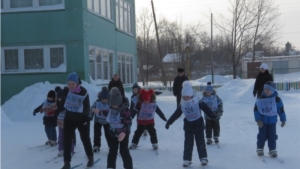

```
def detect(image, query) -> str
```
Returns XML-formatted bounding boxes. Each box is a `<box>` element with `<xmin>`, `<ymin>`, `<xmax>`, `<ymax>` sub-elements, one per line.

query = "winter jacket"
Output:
<box><xmin>253</xmin><ymin>70</ymin><xmax>273</xmax><ymax>97</ymax></box>
<box><xmin>108</xmin><ymin>78</ymin><xmax>125</xmax><ymax>97</ymax></box>
<box><xmin>89</xmin><ymin>99</ymin><xmax>110</xmax><ymax>124</ymax></box>
<box><xmin>131</xmin><ymin>92</ymin><xmax>167</xmax><ymax>125</ymax></box>
<box><xmin>200</xmin><ymin>91</ymin><xmax>223</xmax><ymax>119</ymax></box>
<box><xmin>106</xmin><ymin>97</ymin><xmax>132</xmax><ymax>137</ymax></box>
<box><xmin>254</xmin><ymin>91</ymin><xmax>286</xmax><ymax>124</ymax></box>
<box><xmin>129</xmin><ymin>93</ymin><xmax>138</xmax><ymax>118</ymax></box>
<box><xmin>173</xmin><ymin>75</ymin><xmax>189</xmax><ymax>96</ymax></box>
<box><xmin>33</xmin><ymin>99</ymin><xmax>57</xmax><ymax>126</ymax></box>
<box><xmin>55</xmin><ymin>86</ymin><xmax>90</xmax><ymax>124</ymax></box>
<box><xmin>166</xmin><ymin>99</ymin><xmax>216</xmax><ymax>131</ymax></box>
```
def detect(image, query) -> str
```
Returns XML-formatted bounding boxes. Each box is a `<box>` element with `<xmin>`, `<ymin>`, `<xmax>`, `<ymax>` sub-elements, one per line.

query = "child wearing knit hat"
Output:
<box><xmin>200</xmin><ymin>82</ymin><xmax>223</xmax><ymax>145</ymax></box>
<box><xmin>106</xmin><ymin>87</ymin><xmax>133</xmax><ymax>169</ymax></box>
<box><xmin>254</xmin><ymin>81</ymin><xmax>286</xmax><ymax>158</ymax></box>
<box><xmin>129</xmin><ymin>89</ymin><xmax>167</xmax><ymax>151</ymax></box>
<box><xmin>89</xmin><ymin>86</ymin><xmax>111</xmax><ymax>153</ymax></box>
<box><xmin>166</xmin><ymin>81</ymin><xmax>217</xmax><ymax>167</ymax></box>
<box><xmin>32</xmin><ymin>90</ymin><xmax>58</xmax><ymax>146</ymax></box>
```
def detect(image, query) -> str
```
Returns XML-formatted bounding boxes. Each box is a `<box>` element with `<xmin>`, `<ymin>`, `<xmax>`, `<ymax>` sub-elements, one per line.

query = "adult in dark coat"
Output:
<box><xmin>253</xmin><ymin>63</ymin><xmax>273</xmax><ymax>98</ymax></box>
<box><xmin>108</xmin><ymin>74</ymin><xmax>125</xmax><ymax>97</ymax></box>
<box><xmin>173</xmin><ymin>68</ymin><xmax>189</xmax><ymax>106</ymax></box>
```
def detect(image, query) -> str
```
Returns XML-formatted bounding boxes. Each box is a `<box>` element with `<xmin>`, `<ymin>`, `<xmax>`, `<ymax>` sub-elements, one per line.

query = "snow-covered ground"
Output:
<box><xmin>1</xmin><ymin>76</ymin><xmax>300</xmax><ymax>169</ymax></box>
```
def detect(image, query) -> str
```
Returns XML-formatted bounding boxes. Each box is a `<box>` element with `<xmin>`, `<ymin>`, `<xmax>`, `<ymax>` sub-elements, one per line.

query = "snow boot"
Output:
<box><xmin>206</xmin><ymin>139</ymin><xmax>212</xmax><ymax>145</ymax></box>
<box><xmin>257</xmin><ymin>148</ymin><xmax>264</xmax><ymax>156</ymax></box>
<box><xmin>214</xmin><ymin>137</ymin><xmax>219</xmax><ymax>143</ymax></box>
<box><xmin>182</xmin><ymin>160</ymin><xmax>192</xmax><ymax>167</ymax></box>
<box><xmin>200</xmin><ymin>158</ymin><xmax>208</xmax><ymax>166</ymax></box>
<box><xmin>50</xmin><ymin>141</ymin><xmax>57</xmax><ymax>146</ymax></box>
<box><xmin>269</xmin><ymin>149</ymin><xmax>277</xmax><ymax>158</ymax></box>
<box><xmin>93</xmin><ymin>146</ymin><xmax>100</xmax><ymax>153</ymax></box>
<box><xmin>129</xmin><ymin>143</ymin><xmax>137</xmax><ymax>150</ymax></box>
<box><xmin>61</xmin><ymin>161</ymin><xmax>71</xmax><ymax>169</ymax></box>
<box><xmin>57</xmin><ymin>150</ymin><xmax>64</xmax><ymax>156</ymax></box>
<box><xmin>45</xmin><ymin>140</ymin><xmax>51</xmax><ymax>145</ymax></box>
<box><xmin>152</xmin><ymin>143</ymin><xmax>158</xmax><ymax>150</ymax></box>
<box><xmin>143</xmin><ymin>130</ymin><xmax>148</xmax><ymax>136</ymax></box>
<box><xmin>87</xmin><ymin>156</ymin><xmax>94</xmax><ymax>167</ymax></box>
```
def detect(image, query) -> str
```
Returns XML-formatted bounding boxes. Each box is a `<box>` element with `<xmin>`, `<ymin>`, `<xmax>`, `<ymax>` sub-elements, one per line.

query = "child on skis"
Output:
<box><xmin>200</xmin><ymin>82</ymin><xmax>223</xmax><ymax>145</ymax></box>
<box><xmin>33</xmin><ymin>90</ymin><xmax>58</xmax><ymax>146</ymax></box>
<box><xmin>129</xmin><ymin>88</ymin><xmax>167</xmax><ymax>150</ymax></box>
<box><xmin>254</xmin><ymin>81</ymin><xmax>286</xmax><ymax>158</ymax></box>
<box><xmin>166</xmin><ymin>81</ymin><xmax>217</xmax><ymax>167</ymax></box>
<box><xmin>130</xmin><ymin>83</ymin><xmax>148</xmax><ymax>137</ymax></box>
<box><xmin>106</xmin><ymin>87</ymin><xmax>133</xmax><ymax>169</ymax></box>
<box><xmin>89</xmin><ymin>86</ymin><xmax>111</xmax><ymax>152</ymax></box>
<box><xmin>56</xmin><ymin>86</ymin><xmax>75</xmax><ymax>157</ymax></box>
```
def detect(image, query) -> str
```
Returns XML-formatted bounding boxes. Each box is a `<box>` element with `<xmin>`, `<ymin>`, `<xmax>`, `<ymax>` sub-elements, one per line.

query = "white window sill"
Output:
<box><xmin>116</xmin><ymin>28</ymin><xmax>134</xmax><ymax>37</ymax></box>
<box><xmin>1</xmin><ymin>5</ymin><xmax>65</xmax><ymax>13</ymax></box>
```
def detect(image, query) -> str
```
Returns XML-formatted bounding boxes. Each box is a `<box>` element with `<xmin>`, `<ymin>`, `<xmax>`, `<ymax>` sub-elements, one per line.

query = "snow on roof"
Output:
<box><xmin>162</xmin><ymin>53</ymin><xmax>181</xmax><ymax>63</ymax></box>
<box><xmin>242</xmin><ymin>55</ymin><xmax>300</xmax><ymax>60</ymax></box>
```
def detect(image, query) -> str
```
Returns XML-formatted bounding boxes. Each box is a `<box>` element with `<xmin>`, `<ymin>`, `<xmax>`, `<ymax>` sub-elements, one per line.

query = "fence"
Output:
<box><xmin>143</xmin><ymin>81</ymin><xmax>300</xmax><ymax>92</ymax></box>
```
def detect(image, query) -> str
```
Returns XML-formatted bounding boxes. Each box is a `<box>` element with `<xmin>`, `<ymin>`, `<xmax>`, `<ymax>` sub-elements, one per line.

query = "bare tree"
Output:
<box><xmin>251</xmin><ymin>0</ymin><xmax>281</xmax><ymax>61</ymax></box>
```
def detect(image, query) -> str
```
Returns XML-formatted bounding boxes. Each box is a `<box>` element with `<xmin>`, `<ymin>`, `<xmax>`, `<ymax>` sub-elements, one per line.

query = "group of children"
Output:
<box><xmin>33</xmin><ymin>76</ymin><xmax>286</xmax><ymax>169</ymax></box>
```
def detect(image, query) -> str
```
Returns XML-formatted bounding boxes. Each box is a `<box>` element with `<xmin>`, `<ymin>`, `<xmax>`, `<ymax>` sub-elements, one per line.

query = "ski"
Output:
<box><xmin>46</xmin><ymin>156</ymin><xmax>60</xmax><ymax>163</ymax></box>
<box><xmin>216</xmin><ymin>143</ymin><xmax>220</xmax><ymax>148</ymax></box>
<box><xmin>154</xmin><ymin>149</ymin><xmax>158</xmax><ymax>155</ymax></box>
<box><xmin>28</xmin><ymin>145</ymin><xmax>47</xmax><ymax>149</ymax></box>
<box><xmin>70</xmin><ymin>163</ymin><xmax>83</xmax><ymax>169</ymax></box>
<box><xmin>182</xmin><ymin>161</ymin><xmax>193</xmax><ymax>168</ymax></box>
<box><xmin>260</xmin><ymin>156</ymin><xmax>266</xmax><ymax>162</ymax></box>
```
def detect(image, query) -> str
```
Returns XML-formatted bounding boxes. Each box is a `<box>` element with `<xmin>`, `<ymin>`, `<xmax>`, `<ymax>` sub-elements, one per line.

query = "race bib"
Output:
<box><xmin>64</xmin><ymin>92</ymin><xmax>86</xmax><ymax>113</ymax></box>
<box><xmin>131</xmin><ymin>96</ymin><xmax>138</xmax><ymax>106</ymax></box>
<box><xmin>138</xmin><ymin>103</ymin><xmax>156</xmax><ymax>120</ymax></box>
<box><xmin>107</xmin><ymin>109</ymin><xmax>124</xmax><ymax>129</ymax></box>
<box><xmin>202</xmin><ymin>95</ymin><xmax>218</xmax><ymax>111</ymax></box>
<box><xmin>95</xmin><ymin>102</ymin><xmax>110</xmax><ymax>120</ymax></box>
<box><xmin>57</xmin><ymin>110</ymin><xmax>66</xmax><ymax>120</ymax></box>
<box><xmin>181</xmin><ymin>97</ymin><xmax>201</xmax><ymax>121</ymax></box>
<box><xmin>256</xmin><ymin>97</ymin><xmax>277</xmax><ymax>116</ymax></box>
<box><xmin>42</xmin><ymin>101</ymin><xmax>56</xmax><ymax>116</ymax></box>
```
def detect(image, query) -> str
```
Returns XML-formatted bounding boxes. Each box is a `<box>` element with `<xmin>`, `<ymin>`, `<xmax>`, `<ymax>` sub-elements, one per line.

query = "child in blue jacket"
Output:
<box><xmin>254</xmin><ymin>81</ymin><xmax>286</xmax><ymax>158</ymax></box>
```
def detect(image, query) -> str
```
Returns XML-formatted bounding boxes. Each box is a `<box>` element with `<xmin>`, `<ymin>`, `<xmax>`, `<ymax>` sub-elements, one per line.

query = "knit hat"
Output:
<box><xmin>47</xmin><ymin>90</ymin><xmax>56</xmax><ymax>99</ymax></box>
<box><xmin>205</xmin><ymin>82</ymin><xmax>214</xmax><ymax>93</ymax></box>
<box><xmin>99</xmin><ymin>86</ymin><xmax>109</xmax><ymax>100</ymax></box>
<box><xmin>264</xmin><ymin>81</ymin><xmax>276</xmax><ymax>94</ymax></box>
<box><xmin>109</xmin><ymin>87</ymin><xmax>123</xmax><ymax>106</ymax></box>
<box><xmin>260</xmin><ymin>63</ymin><xmax>268</xmax><ymax>70</ymax></box>
<box><xmin>181</xmin><ymin>81</ymin><xmax>193</xmax><ymax>96</ymax></box>
<box><xmin>67</xmin><ymin>72</ymin><xmax>79</xmax><ymax>83</ymax></box>
<box><xmin>140</xmin><ymin>89</ymin><xmax>154</xmax><ymax>102</ymax></box>
<box><xmin>55</xmin><ymin>86</ymin><xmax>61</xmax><ymax>93</ymax></box>
<box><xmin>177</xmin><ymin>67</ymin><xmax>184</xmax><ymax>73</ymax></box>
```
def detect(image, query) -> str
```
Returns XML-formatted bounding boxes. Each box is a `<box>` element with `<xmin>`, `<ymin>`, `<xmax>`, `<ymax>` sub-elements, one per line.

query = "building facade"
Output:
<box><xmin>1</xmin><ymin>0</ymin><xmax>137</xmax><ymax>104</ymax></box>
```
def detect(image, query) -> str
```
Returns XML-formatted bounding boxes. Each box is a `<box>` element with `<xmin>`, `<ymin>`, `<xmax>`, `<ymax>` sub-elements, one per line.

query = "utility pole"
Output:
<box><xmin>151</xmin><ymin>0</ymin><xmax>166</xmax><ymax>85</ymax></box>
<box><xmin>185</xmin><ymin>35</ymin><xmax>190</xmax><ymax>79</ymax></box>
<box><xmin>211</xmin><ymin>13</ymin><xmax>214</xmax><ymax>84</ymax></box>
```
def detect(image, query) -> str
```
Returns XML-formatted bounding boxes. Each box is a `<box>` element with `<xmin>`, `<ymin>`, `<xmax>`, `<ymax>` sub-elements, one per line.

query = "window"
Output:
<box><xmin>1</xmin><ymin>45</ymin><xmax>66</xmax><ymax>73</ymax></box>
<box><xmin>87</xmin><ymin>0</ymin><xmax>112</xmax><ymax>20</ymax></box>
<box><xmin>1</xmin><ymin>0</ymin><xmax>64</xmax><ymax>12</ymax></box>
<box><xmin>115</xmin><ymin>0</ymin><xmax>132</xmax><ymax>34</ymax></box>
<box><xmin>89</xmin><ymin>46</ymin><xmax>114</xmax><ymax>82</ymax></box>
<box><xmin>117</xmin><ymin>52</ymin><xmax>134</xmax><ymax>84</ymax></box>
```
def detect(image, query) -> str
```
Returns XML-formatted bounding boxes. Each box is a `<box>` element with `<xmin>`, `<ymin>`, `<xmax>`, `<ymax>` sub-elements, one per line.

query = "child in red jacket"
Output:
<box><xmin>129</xmin><ymin>89</ymin><xmax>167</xmax><ymax>150</ymax></box>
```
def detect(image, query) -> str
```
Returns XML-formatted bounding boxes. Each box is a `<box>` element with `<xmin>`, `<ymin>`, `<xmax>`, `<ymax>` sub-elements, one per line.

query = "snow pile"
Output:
<box><xmin>1</xmin><ymin>106</ymin><xmax>12</xmax><ymax>126</ymax></box>
<box><xmin>194</xmin><ymin>75</ymin><xmax>232</xmax><ymax>84</ymax></box>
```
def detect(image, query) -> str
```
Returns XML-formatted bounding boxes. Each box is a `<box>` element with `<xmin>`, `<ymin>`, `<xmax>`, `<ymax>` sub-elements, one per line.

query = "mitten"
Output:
<box><xmin>256</xmin><ymin>120</ymin><xmax>263</xmax><ymax>128</ymax></box>
<box><xmin>281</xmin><ymin>121</ymin><xmax>286</xmax><ymax>127</ymax></box>
<box><xmin>253</xmin><ymin>92</ymin><xmax>256</xmax><ymax>98</ymax></box>
<box><xmin>118</xmin><ymin>132</ymin><xmax>126</xmax><ymax>142</ymax></box>
<box><xmin>33</xmin><ymin>112</ymin><xmax>36</xmax><ymax>116</ymax></box>
<box><xmin>165</xmin><ymin>124</ymin><xmax>170</xmax><ymax>129</ymax></box>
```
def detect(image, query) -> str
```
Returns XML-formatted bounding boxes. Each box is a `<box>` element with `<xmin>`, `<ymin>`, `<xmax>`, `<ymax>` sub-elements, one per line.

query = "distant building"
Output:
<box><xmin>1</xmin><ymin>0</ymin><xmax>137</xmax><ymax>104</ymax></box>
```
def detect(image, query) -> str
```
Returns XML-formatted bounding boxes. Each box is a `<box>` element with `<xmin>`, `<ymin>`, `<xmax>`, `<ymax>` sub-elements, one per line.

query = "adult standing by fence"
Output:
<box><xmin>108</xmin><ymin>74</ymin><xmax>125</xmax><ymax>97</ymax></box>
<box><xmin>57</xmin><ymin>72</ymin><xmax>94</xmax><ymax>169</ymax></box>
<box><xmin>173</xmin><ymin>67</ymin><xmax>189</xmax><ymax>106</ymax></box>
<box><xmin>253</xmin><ymin>63</ymin><xmax>273</xmax><ymax>98</ymax></box>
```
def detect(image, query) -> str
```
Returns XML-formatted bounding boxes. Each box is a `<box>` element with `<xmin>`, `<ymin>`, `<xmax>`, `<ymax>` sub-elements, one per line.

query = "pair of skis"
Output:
<box><xmin>70</xmin><ymin>158</ymin><xmax>101</xmax><ymax>169</ymax></box>
<box><xmin>260</xmin><ymin>156</ymin><xmax>284</xmax><ymax>163</ymax></box>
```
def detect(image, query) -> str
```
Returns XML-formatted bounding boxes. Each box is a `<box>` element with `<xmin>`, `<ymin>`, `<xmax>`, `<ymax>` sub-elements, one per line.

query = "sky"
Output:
<box><xmin>135</xmin><ymin>0</ymin><xmax>300</xmax><ymax>51</ymax></box>
<box><xmin>1</xmin><ymin>73</ymin><xmax>300</xmax><ymax>169</ymax></box>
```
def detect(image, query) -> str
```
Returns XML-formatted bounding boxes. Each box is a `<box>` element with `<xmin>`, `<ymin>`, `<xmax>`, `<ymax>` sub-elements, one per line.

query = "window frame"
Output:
<box><xmin>1</xmin><ymin>0</ymin><xmax>65</xmax><ymax>13</ymax></box>
<box><xmin>115</xmin><ymin>0</ymin><xmax>132</xmax><ymax>35</ymax></box>
<box><xmin>87</xmin><ymin>0</ymin><xmax>112</xmax><ymax>21</ymax></box>
<box><xmin>117</xmin><ymin>52</ymin><xmax>133</xmax><ymax>84</ymax></box>
<box><xmin>1</xmin><ymin>45</ymin><xmax>67</xmax><ymax>74</ymax></box>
